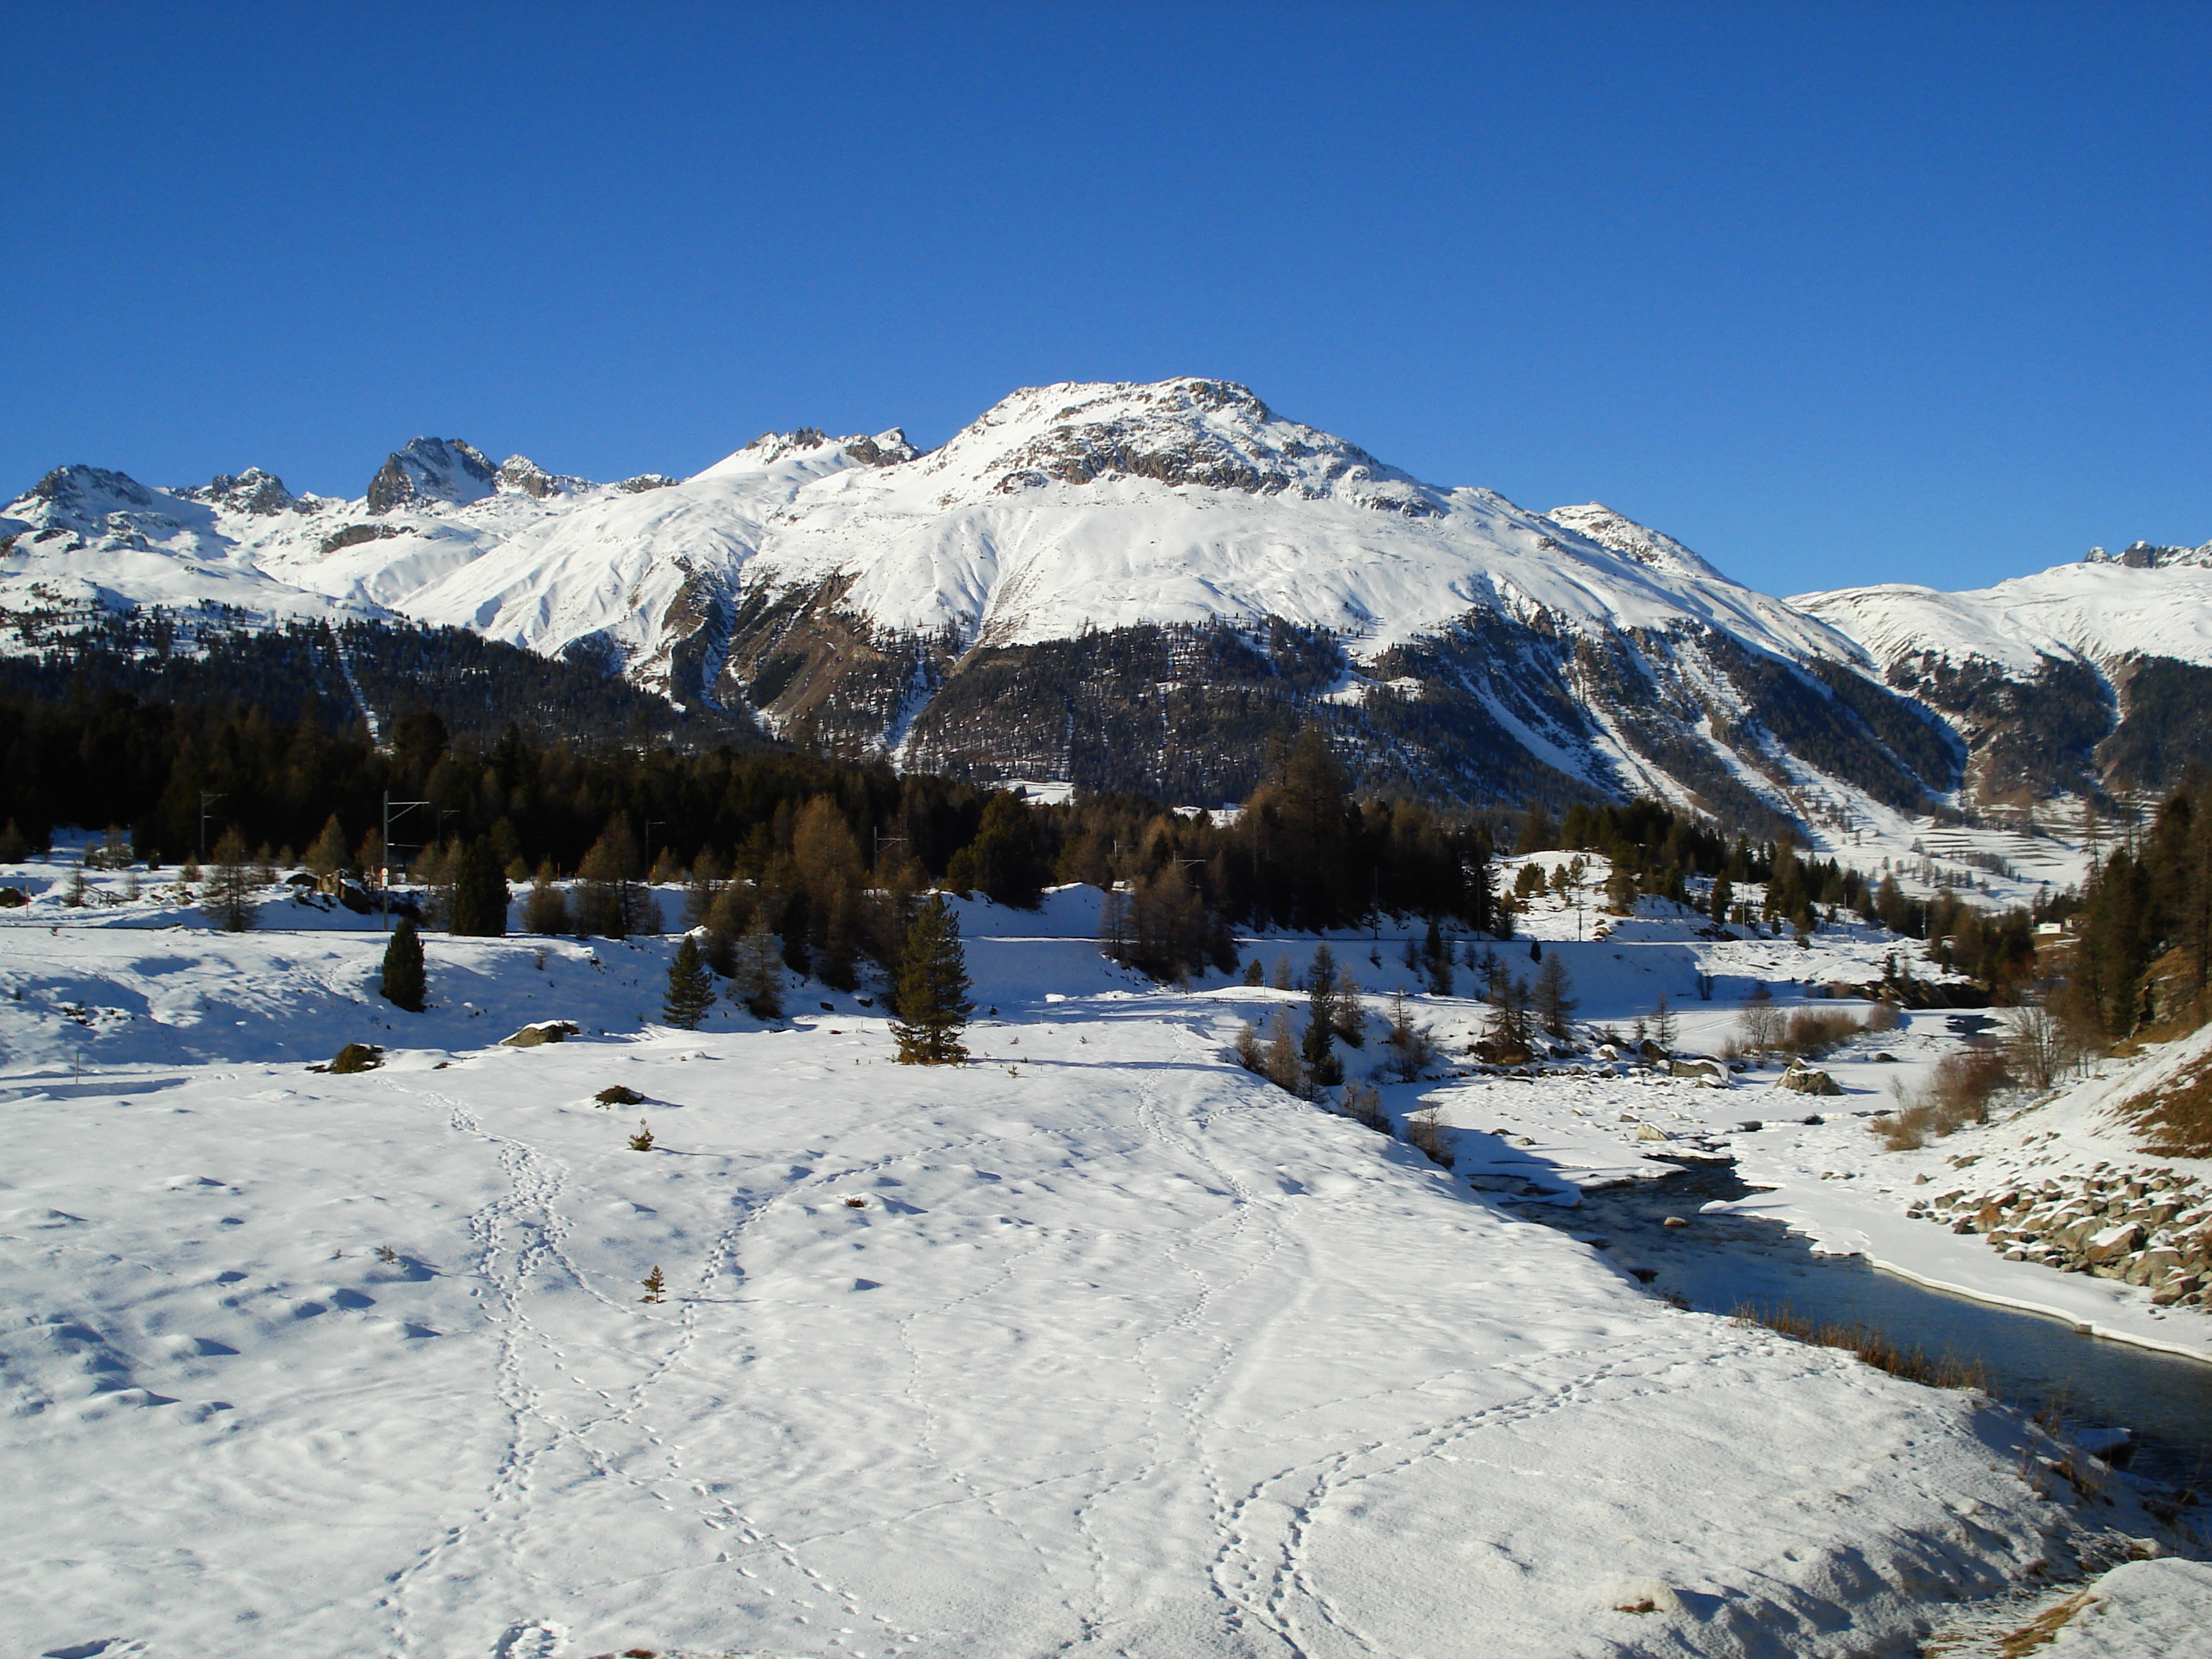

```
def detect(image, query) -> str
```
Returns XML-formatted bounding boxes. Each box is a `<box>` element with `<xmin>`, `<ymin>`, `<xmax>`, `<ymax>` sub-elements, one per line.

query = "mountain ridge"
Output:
<box><xmin>4</xmin><ymin>376</ymin><xmax>2205</xmax><ymax>838</ymax></box>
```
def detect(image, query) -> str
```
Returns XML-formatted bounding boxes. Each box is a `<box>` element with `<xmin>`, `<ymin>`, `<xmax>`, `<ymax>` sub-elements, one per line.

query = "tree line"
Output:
<box><xmin>2057</xmin><ymin>775</ymin><xmax>2212</xmax><ymax>1041</ymax></box>
<box><xmin>3</xmin><ymin>676</ymin><xmax>2064</xmax><ymax>1011</ymax></box>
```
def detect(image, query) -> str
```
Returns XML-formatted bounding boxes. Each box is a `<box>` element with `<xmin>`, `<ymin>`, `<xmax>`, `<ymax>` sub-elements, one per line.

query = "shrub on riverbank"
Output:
<box><xmin>1730</xmin><ymin>1302</ymin><xmax>1984</xmax><ymax>1390</ymax></box>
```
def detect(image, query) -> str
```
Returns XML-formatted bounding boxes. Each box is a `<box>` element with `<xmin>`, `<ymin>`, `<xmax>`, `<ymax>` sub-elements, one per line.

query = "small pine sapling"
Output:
<box><xmin>639</xmin><ymin>1265</ymin><xmax>667</xmax><ymax>1304</ymax></box>
<box><xmin>662</xmin><ymin>933</ymin><xmax>714</xmax><ymax>1030</ymax></box>
<box><xmin>628</xmin><ymin>1120</ymin><xmax>655</xmax><ymax>1151</ymax></box>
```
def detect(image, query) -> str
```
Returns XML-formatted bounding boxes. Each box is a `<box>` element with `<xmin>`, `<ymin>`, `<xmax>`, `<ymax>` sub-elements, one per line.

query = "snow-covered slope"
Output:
<box><xmin>711</xmin><ymin>380</ymin><xmax>1858</xmax><ymax>662</ymax></box>
<box><xmin>0</xmin><ymin>867</ymin><xmax>2187</xmax><ymax>1658</ymax></box>
<box><xmin>1798</xmin><ymin>545</ymin><xmax>2212</xmax><ymax>678</ymax></box>
<box><xmin>0</xmin><ymin>381</ymin><xmax>1998</xmax><ymax>827</ymax></box>
<box><xmin>1798</xmin><ymin>541</ymin><xmax>2212</xmax><ymax>811</ymax></box>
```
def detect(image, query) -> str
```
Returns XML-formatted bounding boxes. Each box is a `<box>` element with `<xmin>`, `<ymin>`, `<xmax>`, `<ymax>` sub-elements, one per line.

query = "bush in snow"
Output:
<box><xmin>379</xmin><ymin>917</ymin><xmax>426</xmax><ymax>1012</ymax></box>
<box><xmin>523</xmin><ymin>860</ymin><xmax>571</xmax><ymax>935</ymax></box>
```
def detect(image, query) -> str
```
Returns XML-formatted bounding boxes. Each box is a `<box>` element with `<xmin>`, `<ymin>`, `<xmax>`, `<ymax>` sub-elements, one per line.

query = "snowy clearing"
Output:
<box><xmin>0</xmin><ymin>869</ymin><xmax>2199</xmax><ymax>1658</ymax></box>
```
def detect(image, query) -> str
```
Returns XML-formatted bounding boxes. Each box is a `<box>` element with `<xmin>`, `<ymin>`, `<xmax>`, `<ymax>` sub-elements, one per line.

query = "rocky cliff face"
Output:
<box><xmin>367</xmin><ymin>437</ymin><xmax>499</xmax><ymax>513</ymax></box>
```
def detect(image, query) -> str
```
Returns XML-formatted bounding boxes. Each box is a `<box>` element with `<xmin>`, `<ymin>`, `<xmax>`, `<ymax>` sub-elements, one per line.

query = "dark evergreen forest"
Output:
<box><xmin>0</xmin><ymin>636</ymin><xmax>2054</xmax><ymax>1002</ymax></box>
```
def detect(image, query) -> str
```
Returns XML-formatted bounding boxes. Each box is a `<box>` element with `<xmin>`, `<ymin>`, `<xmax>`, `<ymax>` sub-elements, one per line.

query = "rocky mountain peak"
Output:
<box><xmin>2084</xmin><ymin>539</ymin><xmax>2212</xmax><ymax>571</ymax></box>
<box><xmin>1545</xmin><ymin>503</ymin><xmax>1725</xmax><ymax>582</ymax></box>
<box><xmin>842</xmin><ymin>428</ymin><xmax>918</xmax><ymax>468</ymax></box>
<box><xmin>916</xmin><ymin>377</ymin><xmax>1437</xmax><ymax>513</ymax></box>
<box><xmin>497</xmin><ymin>454</ymin><xmax>592</xmax><ymax>500</ymax></box>
<box><xmin>5</xmin><ymin>464</ymin><xmax>162</xmax><ymax>538</ymax></box>
<box><xmin>174</xmin><ymin>468</ymin><xmax>296</xmax><ymax>516</ymax></box>
<box><xmin>367</xmin><ymin>437</ymin><xmax>498</xmax><ymax>515</ymax></box>
<box><xmin>729</xmin><ymin>427</ymin><xmax>919</xmax><ymax>470</ymax></box>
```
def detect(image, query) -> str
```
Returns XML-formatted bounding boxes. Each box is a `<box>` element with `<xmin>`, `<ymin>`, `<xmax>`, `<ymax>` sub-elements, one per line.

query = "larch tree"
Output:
<box><xmin>305</xmin><ymin>814</ymin><xmax>349</xmax><ymax>880</ymax></box>
<box><xmin>202</xmin><ymin>828</ymin><xmax>256</xmax><ymax>932</ymax></box>
<box><xmin>1532</xmin><ymin>953</ymin><xmax>1578</xmax><ymax>1039</ymax></box>
<box><xmin>1302</xmin><ymin>943</ymin><xmax>1343</xmax><ymax>1087</ymax></box>
<box><xmin>731</xmin><ymin>914</ymin><xmax>786</xmax><ymax>1020</ymax></box>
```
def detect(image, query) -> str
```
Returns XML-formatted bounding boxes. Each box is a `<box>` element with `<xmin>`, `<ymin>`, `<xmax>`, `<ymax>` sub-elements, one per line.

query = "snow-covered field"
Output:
<box><xmin>1</xmin><ymin>859</ymin><xmax>2201</xmax><ymax>1658</ymax></box>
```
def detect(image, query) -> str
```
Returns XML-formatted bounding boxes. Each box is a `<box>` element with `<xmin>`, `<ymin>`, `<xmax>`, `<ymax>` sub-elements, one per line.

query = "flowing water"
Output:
<box><xmin>1509</xmin><ymin>1162</ymin><xmax>2212</xmax><ymax>1491</ymax></box>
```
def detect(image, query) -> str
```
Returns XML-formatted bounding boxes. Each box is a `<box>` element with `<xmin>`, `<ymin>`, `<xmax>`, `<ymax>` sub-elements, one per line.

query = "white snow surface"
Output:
<box><xmin>1797</xmin><ymin>554</ymin><xmax>2212</xmax><ymax>677</ymax></box>
<box><xmin>0</xmin><ymin>862</ymin><xmax>2185</xmax><ymax>1658</ymax></box>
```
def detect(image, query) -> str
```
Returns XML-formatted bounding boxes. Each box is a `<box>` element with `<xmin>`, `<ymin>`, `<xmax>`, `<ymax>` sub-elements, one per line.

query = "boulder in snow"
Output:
<box><xmin>1774</xmin><ymin>1062</ymin><xmax>1842</xmax><ymax>1096</ymax></box>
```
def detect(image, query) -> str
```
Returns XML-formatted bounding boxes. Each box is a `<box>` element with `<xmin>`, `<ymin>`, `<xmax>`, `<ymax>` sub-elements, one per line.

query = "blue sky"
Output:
<box><xmin>4</xmin><ymin>1</ymin><xmax>2206</xmax><ymax>594</ymax></box>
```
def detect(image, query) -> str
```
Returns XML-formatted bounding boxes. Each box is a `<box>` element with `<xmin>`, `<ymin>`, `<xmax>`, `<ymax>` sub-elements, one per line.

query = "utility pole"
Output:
<box><xmin>381</xmin><ymin>792</ymin><xmax>431</xmax><ymax>931</ymax></box>
<box><xmin>199</xmin><ymin>791</ymin><xmax>225</xmax><ymax>861</ymax></box>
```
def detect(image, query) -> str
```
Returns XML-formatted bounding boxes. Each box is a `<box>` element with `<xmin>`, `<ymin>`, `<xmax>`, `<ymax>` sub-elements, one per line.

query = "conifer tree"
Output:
<box><xmin>1532</xmin><ymin>952</ymin><xmax>1578</xmax><ymax>1039</ymax></box>
<box><xmin>731</xmin><ymin>916</ymin><xmax>785</xmax><ymax>1020</ymax></box>
<box><xmin>1424</xmin><ymin>916</ymin><xmax>1454</xmax><ymax>995</ymax></box>
<box><xmin>1302</xmin><ymin>943</ymin><xmax>1343</xmax><ymax>1087</ymax></box>
<box><xmin>449</xmin><ymin>837</ymin><xmax>510</xmax><ymax>936</ymax></box>
<box><xmin>701</xmin><ymin>883</ymin><xmax>751</xmax><ymax>976</ymax></box>
<box><xmin>380</xmin><ymin>916</ymin><xmax>426</xmax><ymax>1012</ymax></box>
<box><xmin>202</xmin><ymin>828</ymin><xmax>256</xmax><ymax>932</ymax></box>
<box><xmin>1485</xmin><ymin>974</ymin><xmax>1532</xmax><ymax>1057</ymax></box>
<box><xmin>892</xmin><ymin>894</ymin><xmax>972</xmax><ymax>1064</ymax></box>
<box><xmin>1331</xmin><ymin>965</ymin><xmax>1366</xmax><ymax>1046</ymax></box>
<box><xmin>663</xmin><ymin>934</ymin><xmax>714</xmax><ymax>1030</ymax></box>
<box><xmin>575</xmin><ymin>816</ymin><xmax>657</xmax><ymax>937</ymax></box>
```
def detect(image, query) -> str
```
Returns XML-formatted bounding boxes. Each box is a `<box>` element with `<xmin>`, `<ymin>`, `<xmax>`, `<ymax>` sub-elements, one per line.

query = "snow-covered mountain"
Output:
<box><xmin>1797</xmin><ymin>541</ymin><xmax>2212</xmax><ymax>814</ymax></box>
<box><xmin>12</xmin><ymin>374</ymin><xmax>2198</xmax><ymax>833</ymax></box>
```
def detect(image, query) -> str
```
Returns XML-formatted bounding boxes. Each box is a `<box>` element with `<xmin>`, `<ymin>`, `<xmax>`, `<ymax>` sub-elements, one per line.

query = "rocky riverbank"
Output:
<box><xmin>1911</xmin><ymin>1165</ymin><xmax>2211</xmax><ymax>1308</ymax></box>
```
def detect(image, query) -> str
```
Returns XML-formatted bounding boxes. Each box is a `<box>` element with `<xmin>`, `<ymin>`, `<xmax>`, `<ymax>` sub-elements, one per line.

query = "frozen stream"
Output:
<box><xmin>1509</xmin><ymin>1162</ymin><xmax>2212</xmax><ymax>1490</ymax></box>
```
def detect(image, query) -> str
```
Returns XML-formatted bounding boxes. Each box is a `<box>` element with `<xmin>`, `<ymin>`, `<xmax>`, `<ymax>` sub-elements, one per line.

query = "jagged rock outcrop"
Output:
<box><xmin>174</xmin><ymin>468</ymin><xmax>297</xmax><ymax>516</ymax></box>
<box><xmin>367</xmin><ymin>437</ymin><xmax>498</xmax><ymax>514</ymax></box>
<box><xmin>496</xmin><ymin>455</ymin><xmax>567</xmax><ymax>500</ymax></box>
